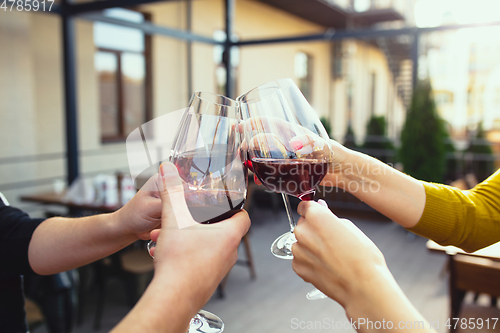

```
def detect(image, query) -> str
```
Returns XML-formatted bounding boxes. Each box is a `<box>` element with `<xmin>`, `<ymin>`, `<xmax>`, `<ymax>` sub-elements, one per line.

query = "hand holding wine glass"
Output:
<box><xmin>113</xmin><ymin>162</ymin><xmax>250</xmax><ymax>333</ymax></box>
<box><xmin>238</xmin><ymin>78</ymin><xmax>333</xmax><ymax>300</ymax></box>
<box><xmin>147</xmin><ymin>91</ymin><xmax>248</xmax><ymax>332</ymax></box>
<box><xmin>152</xmin><ymin>162</ymin><xmax>250</xmax><ymax>291</ymax></box>
<box><xmin>247</xmin><ymin>129</ymin><xmax>332</xmax><ymax>200</ymax></box>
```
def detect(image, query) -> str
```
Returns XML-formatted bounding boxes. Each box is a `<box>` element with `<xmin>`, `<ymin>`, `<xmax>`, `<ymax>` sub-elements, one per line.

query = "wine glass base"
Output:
<box><xmin>270</xmin><ymin>231</ymin><xmax>296</xmax><ymax>260</ymax></box>
<box><xmin>188</xmin><ymin>310</ymin><xmax>224</xmax><ymax>333</ymax></box>
<box><xmin>306</xmin><ymin>288</ymin><xmax>328</xmax><ymax>300</ymax></box>
<box><xmin>147</xmin><ymin>240</ymin><xmax>155</xmax><ymax>258</ymax></box>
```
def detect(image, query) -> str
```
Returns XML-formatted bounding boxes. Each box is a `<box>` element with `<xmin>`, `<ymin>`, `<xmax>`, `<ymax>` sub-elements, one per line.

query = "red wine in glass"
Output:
<box><xmin>238</xmin><ymin>78</ymin><xmax>332</xmax><ymax>300</ymax></box>
<box><xmin>251</xmin><ymin>158</ymin><xmax>329</xmax><ymax>201</ymax></box>
<box><xmin>181</xmin><ymin>189</ymin><xmax>245</xmax><ymax>224</ymax></box>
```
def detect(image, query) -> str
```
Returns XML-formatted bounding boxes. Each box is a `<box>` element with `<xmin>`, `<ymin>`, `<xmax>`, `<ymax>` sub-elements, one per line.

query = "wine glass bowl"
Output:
<box><xmin>238</xmin><ymin>78</ymin><xmax>332</xmax><ymax>205</ymax></box>
<box><xmin>171</xmin><ymin>91</ymin><xmax>247</xmax><ymax>225</ymax></box>
<box><xmin>148</xmin><ymin>91</ymin><xmax>247</xmax><ymax>332</ymax></box>
<box><xmin>238</xmin><ymin>78</ymin><xmax>332</xmax><ymax>300</ymax></box>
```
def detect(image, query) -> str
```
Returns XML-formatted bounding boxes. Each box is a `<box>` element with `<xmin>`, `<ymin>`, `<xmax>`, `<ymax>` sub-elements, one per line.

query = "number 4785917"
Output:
<box><xmin>445</xmin><ymin>318</ymin><xmax>498</xmax><ymax>330</ymax></box>
<box><xmin>1</xmin><ymin>0</ymin><xmax>55</xmax><ymax>11</ymax></box>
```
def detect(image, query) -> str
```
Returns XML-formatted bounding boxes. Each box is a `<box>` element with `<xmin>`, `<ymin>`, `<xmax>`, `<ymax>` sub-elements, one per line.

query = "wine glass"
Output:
<box><xmin>238</xmin><ymin>78</ymin><xmax>332</xmax><ymax>300</ymax></box>
<box><xmin>149</xmin><ymin>91</ymin><xmax>247</xmax><ymax>332</ymax></box>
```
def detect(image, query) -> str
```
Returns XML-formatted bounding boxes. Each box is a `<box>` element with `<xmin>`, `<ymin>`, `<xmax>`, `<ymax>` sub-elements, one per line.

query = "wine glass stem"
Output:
<box><xmin>281</xmin><ymin>193</ymin><xmax>296</xmax><ymax>233</ymax></box>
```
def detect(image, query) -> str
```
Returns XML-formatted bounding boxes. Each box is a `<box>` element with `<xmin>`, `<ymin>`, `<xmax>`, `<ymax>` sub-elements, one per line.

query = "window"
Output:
<box><xmin>467</xmin><ymin>88</ymin><xmax>474</xmax><ymax>106</ymax></box>
<box><xmin>332</xmin><ymin>41</ymin><xmax>343</xmax><ymax>79</ymax></box>
<box><xmin>94</xmin><ymin>8</ymin><xmax>151</xmax><ymax>142</ymax></box>
<box><xmin>435</xmin><ymin>91</ymin><xmax>454</xmax><ymax>105</ymax></box>
<box><xmin>213</xmin><ymin>30</ymin><xmax>239</xmax><ymax>96</ymax></box>
<box><xmin>295</xmin><ymin>52</ymin><xmax>313</xmax><ymax>102</ymax></box>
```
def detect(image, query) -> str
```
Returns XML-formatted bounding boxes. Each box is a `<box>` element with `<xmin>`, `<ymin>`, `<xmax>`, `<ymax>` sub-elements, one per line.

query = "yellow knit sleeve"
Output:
<box><xmin>408</xmin><ymin>169</ymin><xmax>500</xmax><ymax>252</ymax></box>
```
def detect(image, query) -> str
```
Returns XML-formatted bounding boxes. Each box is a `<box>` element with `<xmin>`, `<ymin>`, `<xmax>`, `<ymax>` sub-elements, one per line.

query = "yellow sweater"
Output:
<box><xmin>409</xmin><ymin>169</ymin><xmax>500</xmax><ymax>252</ymax></box>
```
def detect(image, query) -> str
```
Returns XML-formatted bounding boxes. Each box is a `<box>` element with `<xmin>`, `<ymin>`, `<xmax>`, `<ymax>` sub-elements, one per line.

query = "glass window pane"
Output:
<box><xmin>104</xmin><ymin>8</ymin><xmax>144</xmax><ymax>23</ymax></box>
<box><xmin>94</xmin><ymin>9</ymin><xmax>145</xmax><ymax>53</ymax></box>
<box><xmin>295</xmin><ymin>52</ymin><xmax>313</xmax><ymax>102</ymax></box>
<box><xmin>213</xmin><ymin>30</ymin><xmax>226</xmax><ymax>64</ymax></box>
<box><xmin>295</xmin><ymin>52</ymin><xmax>308</xmax><ymax>79</ymax></box>
<box><xmin>354</xmin><ymin>0</ymin><xmax>370</xmax><ymax>12</ymax></box>
<box><xmin>122</xmin><ymin>53</ymin><xmax>146</xmax><ymax>135</ymax></box>
<box><xmin>96</xmin><ymin>52</ymin><xmax>120</xmax><ymax>138</ymax></box>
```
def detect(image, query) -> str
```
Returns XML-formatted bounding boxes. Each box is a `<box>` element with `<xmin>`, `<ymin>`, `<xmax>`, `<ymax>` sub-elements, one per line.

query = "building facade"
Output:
<box><xmin>0</xmin><ymin>0</ymin><xmax>409</xmax><ymax>211</ymax></box>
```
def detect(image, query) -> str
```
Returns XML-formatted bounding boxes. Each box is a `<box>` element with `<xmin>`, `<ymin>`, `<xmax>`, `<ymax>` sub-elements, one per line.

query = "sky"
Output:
<box><xmin>414</xmin><ymin>0</ymin><xmax>500</xmax><ymax>27</ymax></box>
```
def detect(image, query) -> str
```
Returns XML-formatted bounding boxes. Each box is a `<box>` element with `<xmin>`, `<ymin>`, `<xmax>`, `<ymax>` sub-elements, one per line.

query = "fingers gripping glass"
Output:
<box><xmin>237</xmin><ymin>78</ymin><xmax>332</xmax><ymax>300</ymax></box>
<box><xmin>127</xmin><ymin>92</ymin><xmax>247</xmax><ymax>333</ymax></box>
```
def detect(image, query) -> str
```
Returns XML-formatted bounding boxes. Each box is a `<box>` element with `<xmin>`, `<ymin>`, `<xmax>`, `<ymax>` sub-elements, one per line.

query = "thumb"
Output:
<box><xmin>158</xmin><ymin>162</ymin><xmax>197</xmax><ymax>229</ymax></box>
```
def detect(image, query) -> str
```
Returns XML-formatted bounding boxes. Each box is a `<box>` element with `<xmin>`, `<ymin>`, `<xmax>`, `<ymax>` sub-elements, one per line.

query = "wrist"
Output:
<box><xmin>345</xmin><ymin>264</ymin><xmax>393</xmax><ymax>314</ymax></box>
<box><xmin>337</xmin><ymin>148</ymin><xmax>388</xmax><ymax>194</ymax></box>
<box><xmin>334</xmin><ymin>148</ymin><xmax>366</xmax><ymax>187</ymax></box>
<box><xmin>112</xmin><ymin>276</ymin><xmax>197</xmax><ymax>332</ymax></box>
<box><xmin>345</xmin><ymin>265</ymin><xmax>421</xmax><ymax>329</ymax></box>
<box><xmin>108</xmin><ymin>210</ymin><xmax>139</xmax><ymax>244</ymax></box>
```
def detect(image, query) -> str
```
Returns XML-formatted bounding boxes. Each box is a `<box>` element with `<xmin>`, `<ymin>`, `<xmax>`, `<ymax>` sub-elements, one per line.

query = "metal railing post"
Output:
<box><xmin>61</xmin><ymin>0</ymin><xmax>80</xmax><ymax>186</ymax></box>
<box><xmin>224</xmin><ymin>0</ymin><xmax>234</xmax><ymax>98</ymax></box>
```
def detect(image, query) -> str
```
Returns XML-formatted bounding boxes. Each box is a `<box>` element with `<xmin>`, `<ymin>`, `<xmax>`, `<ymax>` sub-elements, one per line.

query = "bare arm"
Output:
<box><xmin>322</xmin><ymin>141</ymin><xmax>426</xmax><ymax>228</ymax></box>
<box><xmin>28</xmin><ymin>213</ymin><xmax>134</xmax><ymax>275</ymax></box>
<box><xmin>28</xmin><ymin>177</ymin><xmax>162</xmax><ymax>275</ymax></box>
<box><xmin>322</xmin><ymin>141</ymin><xmax>500</xmax><ymax>250</ymax></box>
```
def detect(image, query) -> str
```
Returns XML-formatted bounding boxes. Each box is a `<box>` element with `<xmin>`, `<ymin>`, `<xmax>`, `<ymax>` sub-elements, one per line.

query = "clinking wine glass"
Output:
<box><xmin>148</xmin><ymin>92</ymin><xmax>248</xmax><ymax>332</ymax></box>
<box><xmin>238</xmin><ymin>78</ymin><xmax>332</xmax><ymax>300</ymax></box>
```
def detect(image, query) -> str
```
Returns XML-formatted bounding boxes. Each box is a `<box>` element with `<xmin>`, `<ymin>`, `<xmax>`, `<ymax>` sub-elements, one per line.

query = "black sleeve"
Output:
<box><xmin>0</xmin><ymin>202</ymin><xmax>44</xmax><ymax>275</ymax></box>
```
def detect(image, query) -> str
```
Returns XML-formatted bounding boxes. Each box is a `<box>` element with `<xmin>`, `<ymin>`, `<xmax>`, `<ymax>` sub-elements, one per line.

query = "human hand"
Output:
<box><xmin>292</xmin><ymin>200</ymin><xmax>432</xmax><ymax>333</ymax></box>
<box><xmin>243</xmin><ymin>116</ymin><xmax>333</xmax><ymax>185</ymax></box>
<box><xmin>111</xmin><ymin>163</ymin><xmax>250</xmax><ymax>332</ymax></box>
<box><xmin>292</xmin><ymin>200</ymin><xmax>389</xmax><ymax>309</ymax></box>
<box><xmin>244</xmin><ymin>116</ymin><xmax>332</xmax><ymax>159</ymax></box>
<box><xmin>111</xmin><ymin>175</ymin><xmax>162</xmax><ymax>241</ymax></box>
<box><xmin>318</xmin><ymin>139</ymin><xmax>354</xmax><ymax>188</ymax></box>
<box><xmin>150</xmin><ymin>162</ymin><xmax>250</xmax><ymax>315</ymax></box>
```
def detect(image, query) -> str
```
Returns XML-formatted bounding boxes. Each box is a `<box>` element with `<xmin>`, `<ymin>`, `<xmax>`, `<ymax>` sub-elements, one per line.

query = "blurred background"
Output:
<box><xmin>1</xmin><ymin>0</ymin><xmax>500</xmax><ymax>332</ymax></box>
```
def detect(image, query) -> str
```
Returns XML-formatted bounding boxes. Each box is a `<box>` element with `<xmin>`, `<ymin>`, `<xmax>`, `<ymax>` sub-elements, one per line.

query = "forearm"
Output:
<box><xmin>327</xmin><ymin>147</ymin><xmax>426</xmax><ymax>228</ymax></box>
<box><xmin>28</xmin><ymin>212</ymin><xmax>137</xmax><ymax>275</ymax></box>
<box><xmin>111</xmin><ymin>275</ymin><xmax>196</xmax><ymax>333</ymax></box>
<box><xmin>346</xmin><ymin>268</ymin><xmax>433</xmax><ymax>333</ymax></box>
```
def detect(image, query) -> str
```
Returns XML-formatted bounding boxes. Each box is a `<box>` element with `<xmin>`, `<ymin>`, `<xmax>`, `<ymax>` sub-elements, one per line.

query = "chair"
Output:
<box><xmin>450</xmin><ymin>173</ymin><xmax>478</xmax><ymax>191</ymax></box>
<box><xmin>25</xmin><ymin>298</ymin><xmax>44</xmax><ymax>332</ymax></box>
<box><xmin>449</xmin><ymin>254</ymin><xmax>500</xmax><ymax>332</ymax></box>
<box><xmin>93</xmin><ymin>245</ymin><xmax>154</xmax><ymax>330</ymax></box>
<box><xmin>24</xmin><ymin>270</ymin><xmax>78</xmax><ymax>333</ymax></box>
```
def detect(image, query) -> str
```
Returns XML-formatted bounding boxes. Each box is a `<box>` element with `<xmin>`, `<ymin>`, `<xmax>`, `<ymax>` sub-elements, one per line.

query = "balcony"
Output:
<box><xmin>350</xmin><ymin>0</ymin><xmax>406</xmax><ymax>27</ymax></box>
<box><xmin>256</xmin><ymin>0</ymin><xmax>349</xmax><ymax>28</ymax></box>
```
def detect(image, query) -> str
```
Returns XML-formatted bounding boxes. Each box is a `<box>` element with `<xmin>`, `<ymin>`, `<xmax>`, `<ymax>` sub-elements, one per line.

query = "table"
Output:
<box><xmin>427</xmin><ymin>240</ymin><xmax>500</xmax><ymax>332</ymax></box>
<box><xmin>21</xmin><ymin>191</ymin><xmax>121</xmax><ymax>214</ymax></box>
<box><xmin>427</xmin><ymin>240</ymin><xmax>500</xmax><ymax>260</ymax></box>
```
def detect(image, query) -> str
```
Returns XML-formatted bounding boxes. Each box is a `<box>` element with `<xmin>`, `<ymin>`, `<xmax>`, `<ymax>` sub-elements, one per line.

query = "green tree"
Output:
<box><xmin>467</xmin><ymin>123</ymin><xmax>494</xmax><ymax>182</ymax></box>
<box><xmin>442</xmin><ymin>122</ymin><xmax>458</xmax><ymax>182</ymax></box>
<box><xmin>362</xmin><ymin>115</ymin><xmax>394</xmax><ymax>163</ymax></box>
<box><xmin>344</xmin><ymin>123</ymin><xmax>358</xmax><ymax>150</ymax></box>
<box><xmin>399</xmin><ymin>81</ymin><xmax>446</xmax><ymax>183</ymax></box>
